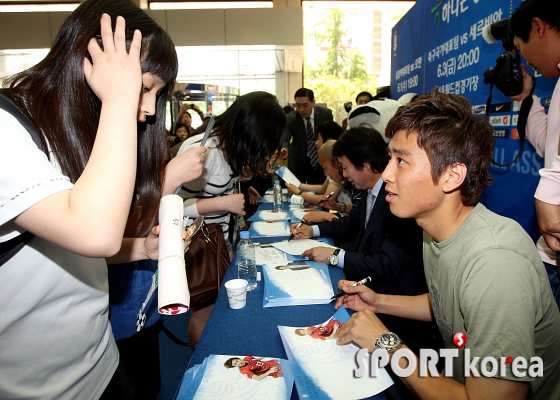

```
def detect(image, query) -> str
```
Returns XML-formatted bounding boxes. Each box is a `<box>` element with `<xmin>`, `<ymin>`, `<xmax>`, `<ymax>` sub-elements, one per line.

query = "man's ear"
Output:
<box><xmin>533</xmin><ymin>18</ymin><xmax>546</xmax><ymax>39</ymax></box>
<box><xmin>442</xmin><ymin>163</ymin><xmax>467</xmax><ymax>194</ymax></box>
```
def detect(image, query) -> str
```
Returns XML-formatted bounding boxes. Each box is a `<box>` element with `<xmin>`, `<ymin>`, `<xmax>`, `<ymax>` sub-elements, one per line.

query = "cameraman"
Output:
<box><xmin>509</xmin><ymin>0</ymin><xmax>560</xmax><ymax>308</ymax></box>
<box><xmin>174</xmin><ymin>102</ymin><xmax>204</xmax><ymax>134</ymax></box>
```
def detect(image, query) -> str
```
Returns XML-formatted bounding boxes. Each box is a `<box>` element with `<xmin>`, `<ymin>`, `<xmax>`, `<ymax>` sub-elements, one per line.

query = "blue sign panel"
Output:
<box><xmin>391</xmin><ymin>0</ymin><xmax>557</xmax><ymax>240</ymax></box>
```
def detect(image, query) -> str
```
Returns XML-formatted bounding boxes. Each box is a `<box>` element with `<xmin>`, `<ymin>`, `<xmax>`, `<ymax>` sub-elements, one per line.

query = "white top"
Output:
<box><xmin>525</xmin><ymin>66</ymin><xmax>560</xmax><ymax>265</ymax></box>
<box><xmin>0</xmin><ymin>108</ymin><xmax>118</xmax><ymax>399</ymax></box>
<box><xmin>327</xmin><ymin>176</ymin><xmax>352</xmax><ymax>205</ymax></box>
<box><xmin>177</xmin><ymin>133</ymin><xmax>236</xmax><ymax>241</ymax></box>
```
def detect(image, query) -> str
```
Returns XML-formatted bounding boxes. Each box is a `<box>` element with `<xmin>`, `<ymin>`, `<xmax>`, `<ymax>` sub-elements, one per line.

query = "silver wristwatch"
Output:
<box><xmin>374</xmin><ymin>332</ymin><xmax>403</xmax><ymax>352</ymax></box>
<box><xmin>328</xmin><ymin>248</ymin><xmax>341</xmax><ymax>266</ymax></box>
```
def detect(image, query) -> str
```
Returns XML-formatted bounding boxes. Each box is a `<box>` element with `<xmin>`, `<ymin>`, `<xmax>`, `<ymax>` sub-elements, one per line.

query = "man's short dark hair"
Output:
<box><xmin>283</xmin><ymin>105</ymin><xmax>294</xmax><ymax>114</ymax></box>
<box><xmin>316</xmin><ymin>121</ymin><xmax>343</xmax><ymax>142</ymax></box>
<box><xmin>511</xmin><ymin>0</ymin><xmax>560</xmax><ymax>42</ymax></box>
<box><xmin>355</xmin><ymin>91</ymin><xmax>374</xmax><ymax>103</ymax></box>
<box><xmin>332</xmin><ymin>126</ymin><xmax>389</xmax><ymax>174</ymax></box>
<box><xmin>224</xmin><ymin>358</ymin><xmax>240</xmax><ymax>368</ymax></box>
<box><xmin>294</xmin><ymin>88</ymin><xmax>314</xmax><ymax>101</ymax></box>
<box><xmin>386</xmin><ymin>88</ymin><xmax>494</xmax><ymax>206</ymax></box>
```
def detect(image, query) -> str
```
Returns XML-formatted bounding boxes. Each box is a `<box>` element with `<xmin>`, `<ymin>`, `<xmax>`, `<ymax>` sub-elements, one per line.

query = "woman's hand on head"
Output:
<box><xmin>83</xmin><ymin>13</ymin><xmax>142</xmax><ymax>106</ymax></box>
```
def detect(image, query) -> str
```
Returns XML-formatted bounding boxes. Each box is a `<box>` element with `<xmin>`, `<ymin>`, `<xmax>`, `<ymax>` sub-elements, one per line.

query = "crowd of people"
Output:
<box><xmin>1</xmin><ymin>0</ymin><xmax>560</xmax><ymax>399</ymax></box>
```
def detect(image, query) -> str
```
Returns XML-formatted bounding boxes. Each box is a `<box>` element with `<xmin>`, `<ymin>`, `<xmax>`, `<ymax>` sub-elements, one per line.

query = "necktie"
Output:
<box><xmin>365</xmin><ymin>190</ymin><xmax>375</xmax><ymax>227</ymax></box>
<box><xmin>306</xmin><ymin>117</ymin><xmax>318</xmax><ymax>168</ymax></box>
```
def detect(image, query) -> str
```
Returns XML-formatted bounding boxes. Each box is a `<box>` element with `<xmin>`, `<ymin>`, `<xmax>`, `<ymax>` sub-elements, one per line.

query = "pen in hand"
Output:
<box><xmin>319</xmin><ymin>191</ymin><xmax>335</xmax><ymax>205</ymax></box>
<box><xmin>330</xmin><ymin>276</ymin><xmax>372</xmax><ymax>300</ymax></box>
<box><xmin>288</xmin><ymin>222</ymin><xmax>303</xmax><ymax>242</ymax></box>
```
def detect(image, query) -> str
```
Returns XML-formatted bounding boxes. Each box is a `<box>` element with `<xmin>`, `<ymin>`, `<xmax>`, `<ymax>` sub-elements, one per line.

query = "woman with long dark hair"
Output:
<box><xmin>176</xmin><ymin>91</ymin><xmax>286</xmax><ymax>344</ymax></box>
<box><xmin>0</xmin><ymin>0</ymin><xmax>203</xmax><ymax>397</ymax></box>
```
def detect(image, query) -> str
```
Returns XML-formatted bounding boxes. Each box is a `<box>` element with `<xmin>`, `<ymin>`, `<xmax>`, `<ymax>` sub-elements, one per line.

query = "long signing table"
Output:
<box><xmin>175</xmin><ymin>197</ymin><xmax>390</xmax><ymax>400</ymax></box>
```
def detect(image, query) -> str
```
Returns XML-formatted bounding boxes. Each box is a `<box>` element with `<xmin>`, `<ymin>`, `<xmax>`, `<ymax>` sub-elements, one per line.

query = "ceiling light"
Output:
<box><xmin>0</xmin><ymin>4</ymin><xmax>80</xmax><ymax>12</ymax></box>
<box><xmin>150</xmin><ymin>2</ymin><xmax>272</xmax><ymax>10</ymax></box>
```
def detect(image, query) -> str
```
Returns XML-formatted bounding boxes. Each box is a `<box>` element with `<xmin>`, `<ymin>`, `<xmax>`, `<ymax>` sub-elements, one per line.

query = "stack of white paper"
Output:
<box><xmin>262</xmin><ymin>262</ymin><xmax>334</xmax><ymax>307</ymax></box>
<box><xmin>248</xmin><ymin>220</ymin><xmax>291</xmax><ymax>238</ymax></box>
<box><xmin>176</xmin><ymin>354</ymin><xmax>294</xmax><ymax>400</ymax></box>
<box><xmin>254</xmin><ymin>245</ymin><xmax>288</xmax><ymax>266</ymax></box>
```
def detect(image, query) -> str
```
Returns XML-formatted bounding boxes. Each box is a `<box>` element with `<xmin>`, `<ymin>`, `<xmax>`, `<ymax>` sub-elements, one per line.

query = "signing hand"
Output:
<box><xmin>290</xmin><ymin>222</ymin><xmax>312</xmax><ymax>240</ymax></box>
<box><xmin>318</xmin><ymin>197</ymin><xmax>338</xmax><ymax>210</ymax></box>
<box><xmin>334</xmin><ymin>279</ymin><xmax>380</xmax><ymax>313</ymax></box>
<box><xmin>334</xmin><ymin>309</ymin><xmax>389</xmax><ymax>353</ymax></box>
<box><xmin>302</xmin><ymin>211</ymin><xmax>336</xmax><ymax>223</ymax></box>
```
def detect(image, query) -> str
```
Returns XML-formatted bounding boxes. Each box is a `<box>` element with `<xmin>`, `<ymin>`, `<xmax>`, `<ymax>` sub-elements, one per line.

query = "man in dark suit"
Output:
<box><xmin>282</xmin><ymin>88</ymin><xmax>333</xmax><ymax>184</ymax></box>
<box><xmin>291</xmin><ymin>126</ymin><xmax>436</xmax><ymax>356</ymax></box>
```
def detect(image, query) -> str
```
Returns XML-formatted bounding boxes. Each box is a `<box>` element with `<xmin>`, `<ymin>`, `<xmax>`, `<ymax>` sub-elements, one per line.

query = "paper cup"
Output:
<box><xmin>225</xmin><ymin>279</ymin><xmax>248</xmax><ymax>309</ymax></box>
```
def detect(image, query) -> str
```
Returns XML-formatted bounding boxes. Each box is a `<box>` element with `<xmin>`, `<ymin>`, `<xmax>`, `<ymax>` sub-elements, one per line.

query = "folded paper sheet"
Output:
<box><xmin>276</xmin><ymin>166</ymin><xmax>302</xmax><ymax>188</ymax></box>
<box><xmin>271</xmin><ymin>239</ymin><xmax>336</xmax><ymax>256</ymax></box>
<box><xmin>278</xmin><ymin>308</ymin><xmax>393</xmax><ymax>400</ymax></box>
<box><xmin>158</xmin><ymin>194</ymin><xmax>190</xmax><ymax>315</ymax></box>
<box><xmin>254</xmin><ymin>246</ymin><xmax>288</xmax><ymax>266</ymax></box>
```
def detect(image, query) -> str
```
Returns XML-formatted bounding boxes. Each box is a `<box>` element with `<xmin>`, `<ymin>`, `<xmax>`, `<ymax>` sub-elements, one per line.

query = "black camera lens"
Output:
<box><xmin>483</xmin><ymin>49</ymin><xmax>523</xmax><ymax>97</ymax></box>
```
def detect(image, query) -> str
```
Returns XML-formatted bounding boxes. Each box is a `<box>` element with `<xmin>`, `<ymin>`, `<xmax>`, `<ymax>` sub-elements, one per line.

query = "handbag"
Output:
<box><xmin>184</xmin><ymin>221</ymin><xmax>230</xmax><ymax>311</ymax></box>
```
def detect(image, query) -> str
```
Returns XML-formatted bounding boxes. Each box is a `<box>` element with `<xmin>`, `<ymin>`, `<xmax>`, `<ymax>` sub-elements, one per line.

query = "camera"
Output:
<box><xmin>344</xmin><ymin>102</ymin><xmax>353</xmax><ymax>113</ymax></box>
<box><xmin>482</xmin><ymin>19</ymin><xmax>523</xmax><ymax>97</ymax></box>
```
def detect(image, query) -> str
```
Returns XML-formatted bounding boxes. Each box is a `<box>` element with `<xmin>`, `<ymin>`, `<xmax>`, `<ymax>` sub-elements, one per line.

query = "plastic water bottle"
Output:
<box><xmin>237</xmin><ymin>231</ymin><xmax>257</xmax><ymax>291</ymax></box>
<box><xmin>273</xmin><ymin>179</ymin><xmax>284</xmax><ymax>212</ymax></box>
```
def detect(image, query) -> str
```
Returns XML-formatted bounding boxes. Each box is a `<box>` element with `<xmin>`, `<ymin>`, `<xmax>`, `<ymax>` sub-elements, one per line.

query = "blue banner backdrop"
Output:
<box><xmin>390</xmin><ymin>0</ymin><xmax>557</xmax><ymax>241</ymax></box>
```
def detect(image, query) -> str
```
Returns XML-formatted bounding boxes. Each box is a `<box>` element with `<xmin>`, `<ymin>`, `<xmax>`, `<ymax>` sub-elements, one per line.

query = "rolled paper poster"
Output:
<box><xmin>157</xmin><ymin>194</ymin><xmax>190</xmax><ymax>315</ymax></box>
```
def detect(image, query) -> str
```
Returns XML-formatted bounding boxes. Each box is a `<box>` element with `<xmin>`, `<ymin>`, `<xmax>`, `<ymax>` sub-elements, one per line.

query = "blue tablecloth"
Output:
<box><xmin>188</xmin><ymin>259</ymin><xmax>344</xmax><ymax>368</ymax></box>
<box><xmin>176</xmin><ymin>207</ymin><xmax>390</xmax><ymax>399</ymax></box>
